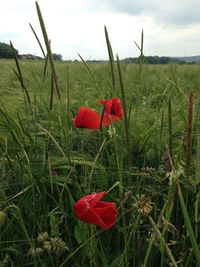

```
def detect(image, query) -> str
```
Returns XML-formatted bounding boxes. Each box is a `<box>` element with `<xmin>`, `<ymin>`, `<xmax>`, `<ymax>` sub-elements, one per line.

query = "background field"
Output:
<box><xmin>0</xmin><ymin>59</ymin><xmax>200</xmax><ymax>266</ymax></box>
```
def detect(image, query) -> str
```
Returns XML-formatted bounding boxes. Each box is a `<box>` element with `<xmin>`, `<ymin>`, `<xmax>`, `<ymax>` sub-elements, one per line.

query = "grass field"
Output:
<box><xmin>0</xmin><ymin>58</ymin><xmax>200</xmax><ymax>266</ymax></box>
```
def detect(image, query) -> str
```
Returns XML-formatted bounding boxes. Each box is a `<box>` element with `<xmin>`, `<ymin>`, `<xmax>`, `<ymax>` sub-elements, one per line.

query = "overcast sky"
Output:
<box><xmin>0</xmin><ymin>0</ymin><xmax>200</xmax><ymax>60</ymax></box>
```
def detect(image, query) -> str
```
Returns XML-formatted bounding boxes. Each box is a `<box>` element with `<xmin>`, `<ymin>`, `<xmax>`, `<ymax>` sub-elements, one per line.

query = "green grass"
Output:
<box><xmin>0</xmin><ymin>58</ymin><xmax>200</xmax><ymax>266</ymax></box>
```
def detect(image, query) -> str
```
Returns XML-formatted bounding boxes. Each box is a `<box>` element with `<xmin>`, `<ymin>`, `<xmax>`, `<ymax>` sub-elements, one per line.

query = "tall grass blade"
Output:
<box><xmin>35</xmin><ymin>1</ymin><xmax>61</xmax><ymax>100</ymax></box>
<box><xmin>50</xmin><ymin>72</ymin><xmax>54</xmax><ymax>110</ymax></box>
<box><xmin>186</xmin><ymin>91</ymin><xmax>194</xmax><ymax>179</ymax></box>
<box><xmin>29</xmin><ymin>22</ymin><xmax>46</xmax><ymax>58</ymax></box>
<box><xmin>168</xmin><ymin>97</ymin><xmax>173</xmax><ymax>161</ymax></box>
<box><xmin>143</xmin><ymin>204</ymin><xmax>166</xmax><ymax>267</ymax></box>
<box><xmin>29</xmin><ymin>22</ymin><xmax>49</xmax><ymax>82</ymax></box>
<box><xmin>140</xmin><ymin>29</ymin><xmax>144</xmax><ymax>73</ymax></box>
<box><xmin>36</xmin><ymin>124</ymin><xmax>68</xmax><ymax>161</ymax></box>
<box><xmin>10</xmin><ymin>41</ymin><xmax>31</xmax><ymax>104</ymax></box>
<box><xmin>195</xmin><ymin>136</ymin><xmax>200</xmax><ymax>237</ymax></box>
<box><xmin>104</xmin><ymin>26</ymin><xmax>116</xmax><ymax>92</ymax></box>
<box><xmin>178</xmin><ymin>184</ymin><xmax>200</xmax><ymax>266</ymax></box>
<box><xmin>160</xmin><ymin>149</ymin><xmax>176</xmax><ymax>264</ymax></box>
<box><xmin>134</xmin><ymin>29</ymin><xmax>144</xmax><ymax>75</ymax></box>
<box><xmin>42</xmin><ymin>54</ymin><xmax>49</xmax><ymax>83</ymax></box>
<box><xmin>134</xmin><ymin>41</ymin><xmax>141</xmax><ymax>51</ymax></box>
<box><xmin>88</xmin><ymin>138</ymin><xmax>107</xmax><ymax>190</ymax></box>
<box><xmin>78</xmin><ymin>53</ymin><xmax>98</xmax><ymax>93</ymax></box>
<box><xmin>159</xmin><ymin>110</ymin><xmax>164</xmax><ymax>160</ymax></box>
<box><xmin>167</xmin><ymin>78</ymin><xmax>188</xmax><ymax>102</ymax></box>
<box><xmin>116</xmin><ymin>55</ymin><xmax>132</xmax><ymax>167</ymax></box>
<box><xmin>148</xmin><ymin>216</ymin><xmax>178</xmax><ymax>267</ymax></box>
<box><xmin>0</xmin><ymin>138</ymin><xmax>14</xmax><ymax>172</ymax></box>
<box><xmin>60</xmin><ymin>230</ymin><xmax>103</xmax><ymax>266</ymax></box>
<box><xmin>66</xmin><ymin>65</ymin><xmax>70</xmax><ymax>114</ymax></box>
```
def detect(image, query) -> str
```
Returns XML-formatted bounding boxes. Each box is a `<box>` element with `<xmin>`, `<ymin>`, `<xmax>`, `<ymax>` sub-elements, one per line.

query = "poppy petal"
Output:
<box><xmin>73</xmin><ymin>107</ymin><xmax>101</xmax><ymax>129</ymax></box>
<box><xmin>99</xmin><ymin>98</ymin><xmax>123</xmax><ymax>125</ymax></box>
<box><xmin>75</xmin><ymin>205</ymin><xmax>117</xmax><ymax>230</ymax></box>
<box><xmin>74</xmin><ymin>192</ymin><xmax>106</xmax><ymax>219</ymax></box>
<box><xmin>99</xmin><ymin>99</ymin><xmax>112</xmax><ymax>114</ymax></box>
<box><xmin>93</xmin><ymin>205</ymin><xmax>118</xmax><ymax>229</ymax></box>
<box><xmin>74</xmin><ymin>192</ymin><xmax>117</xmax><ymax>229</ymax></box>
<box><xmin>78</xmin><ymin>209</ymin><xmax>108</xmax><ymax>229</ymax></box>
<box><xmin>95</xmin><ymin>200</ymin><xmax>116</xmax><ymax>208</ymax></box>
<box><xmin>102</xmin><ymin>114</ymin><xmax>120</xmax><ymax>126</ymax></box>
<box><xmin>99</xmin><ymin>99</ymin><xmax>108</xmax><ymax>106</ymax></box>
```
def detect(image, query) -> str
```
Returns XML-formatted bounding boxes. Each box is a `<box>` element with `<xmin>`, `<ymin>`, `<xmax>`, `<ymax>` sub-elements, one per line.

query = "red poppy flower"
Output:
<box><xmin>74</xmin><ymin>192</ymin><xmax>118</xmax><ymax>230</ymax></box>
<box><xmin>99</xmin><ymin>98</ymin><xmax>123</xmax><ymax>126</ymax></box>
<box><xmin>73</xmin><ymin>107</ymin><xmax>101</xmax><ymax>129</ymax></box>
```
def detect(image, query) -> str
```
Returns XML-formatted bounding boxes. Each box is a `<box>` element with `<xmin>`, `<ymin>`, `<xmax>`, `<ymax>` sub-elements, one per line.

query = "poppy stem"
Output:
<box><xmin>100</xmin><ymin>105</ymin><xmax>106</xmax><ymax>131</ymax></box>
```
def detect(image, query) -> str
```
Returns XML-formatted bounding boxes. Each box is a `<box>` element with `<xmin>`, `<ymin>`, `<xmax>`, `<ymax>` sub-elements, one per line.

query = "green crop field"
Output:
<box><xmin>0</xmin><ymin>57</ymin><xmax>200</xmax><ymax>266</ymax></box>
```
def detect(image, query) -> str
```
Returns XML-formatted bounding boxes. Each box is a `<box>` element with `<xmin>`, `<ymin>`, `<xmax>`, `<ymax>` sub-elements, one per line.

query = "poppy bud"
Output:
<box><xmin>74</xmin><ymin>192</ymin><xmax>117</xmax><ymax>230</ymax></box>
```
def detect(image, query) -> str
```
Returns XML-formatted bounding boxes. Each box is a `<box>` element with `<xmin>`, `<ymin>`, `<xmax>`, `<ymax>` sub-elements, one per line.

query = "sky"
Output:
<box><xmin>0</xmin><ymin>0</ymin><xmax>200</xmax><ymax>60</ymax></box>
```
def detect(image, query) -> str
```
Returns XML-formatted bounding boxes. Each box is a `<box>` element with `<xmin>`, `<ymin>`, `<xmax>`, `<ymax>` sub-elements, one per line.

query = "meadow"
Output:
<box><xmin>0</xmin><ymin>57</ymin><xmax>200</xmax><ymax>267</ymax></box>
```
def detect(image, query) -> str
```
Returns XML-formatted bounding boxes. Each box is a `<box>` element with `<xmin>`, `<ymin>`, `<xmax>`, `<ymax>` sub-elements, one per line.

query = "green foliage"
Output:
<box><xmin>0</xmin><ymin>59</ymin><xmax>200</xmax><ymax>266</ymax></box>
<box><xmin>52</xmin><ymin>53</ymin><xmax>63</xmax><ymax>61</ymax></box>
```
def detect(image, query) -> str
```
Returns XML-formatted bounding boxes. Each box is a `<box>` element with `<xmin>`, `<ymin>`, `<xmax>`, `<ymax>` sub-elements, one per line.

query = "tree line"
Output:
<box><xmin>0</xmin><ymin>42</ymin><xmax>62</xmax><ymax>60</ymax></box>
<box><xmin>0</xmin><ymin>42</ymin><xmax>18</xmax><ymax>58</ymax></box>
<box><xmin>122</xmin><ymin>55</ymin><xmax>190</xmax><ymax>64</ymax></box>
<box><xmin>0</xmin><ymin>41</ymin><xmax>196</xmax><ymax>64</ymax></box>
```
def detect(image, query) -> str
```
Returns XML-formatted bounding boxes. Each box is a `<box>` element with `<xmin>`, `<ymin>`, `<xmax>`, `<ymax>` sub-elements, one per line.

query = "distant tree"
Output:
<box><xmin>144</xmin><ymin>56</ymin><xmax>171</xmax><ymax>64</ymax></box>
<box><xmin>146</xmin><ymin>56</ymin><xmax>160</xmax><ymax>64</ymax></box>
<box><xmin>0</xmin><ymin>42</ymin><xmax>18</xmax><ymax>58</ymax></box>
<box><xmin>160</xmin><ymin>57</ymin><xmax>171</xmax><ymax>64</ymax></box>
<box><xmin>52</xmin><ymin>53</ymin><xmax>62</xmax><ymax>61</ymax></box>
<box><xmin>122</xmin><ymin>55</ymin><xmax>188</xmax><ymax>65</ymax></box>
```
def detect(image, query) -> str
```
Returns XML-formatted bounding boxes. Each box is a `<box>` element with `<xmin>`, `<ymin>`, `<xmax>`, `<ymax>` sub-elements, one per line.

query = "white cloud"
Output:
<box><xmin>85</xmin><ymin>0</ymin><xmax>200</xmax><ymax>25</ymax></box>
<box><xmin>0</xmin><ymin>0</ymin><xmax>199</xmax><ymax>59</ymax></box>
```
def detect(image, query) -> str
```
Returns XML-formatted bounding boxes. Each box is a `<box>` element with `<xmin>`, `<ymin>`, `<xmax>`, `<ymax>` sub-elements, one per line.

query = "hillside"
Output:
<box><xmin>173</xmin><ymin>55</ymin><xmax>200</xmax><ymax>63</ymax></box>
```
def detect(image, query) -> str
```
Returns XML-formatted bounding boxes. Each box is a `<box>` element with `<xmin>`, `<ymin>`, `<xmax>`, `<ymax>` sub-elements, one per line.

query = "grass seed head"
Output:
<box><xmin>28</xmin><ymin>247</ymin><xmax>43</xmax><ymax>258</ymax></box>
<box><xmin>37</xmin><ymin>232</ymin><xmax>49</xmax><ymax>243</ymax></box>
<box><xmin>134</xmin><ymin>195</ymin><xmax>153</xmax><ymax>216</ymax></box>
<box><xmin>50</xmin><ymin>237</ymin><xmax>69</xmax><ymax>255</ymax></box>
<box><xmin>42</xmin><ymin>241</ymin><xmax>52</xmax><ymax>252</ymax></box>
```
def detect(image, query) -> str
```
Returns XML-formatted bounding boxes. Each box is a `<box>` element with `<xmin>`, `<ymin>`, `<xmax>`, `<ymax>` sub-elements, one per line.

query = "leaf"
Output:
<box><xmin>49</xmin><ymin>214</ymin><xmax>58</xmax><ymax>237</ymax></box>
<box><xmin>110</xmin><ymin>253</ymin><xmax>124</xmax><ymax>267</ymax></box>
<box><xmin>74</xmin><ymin>224</ymin><xmax>87</xmax><ymax>244</ymax></box>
